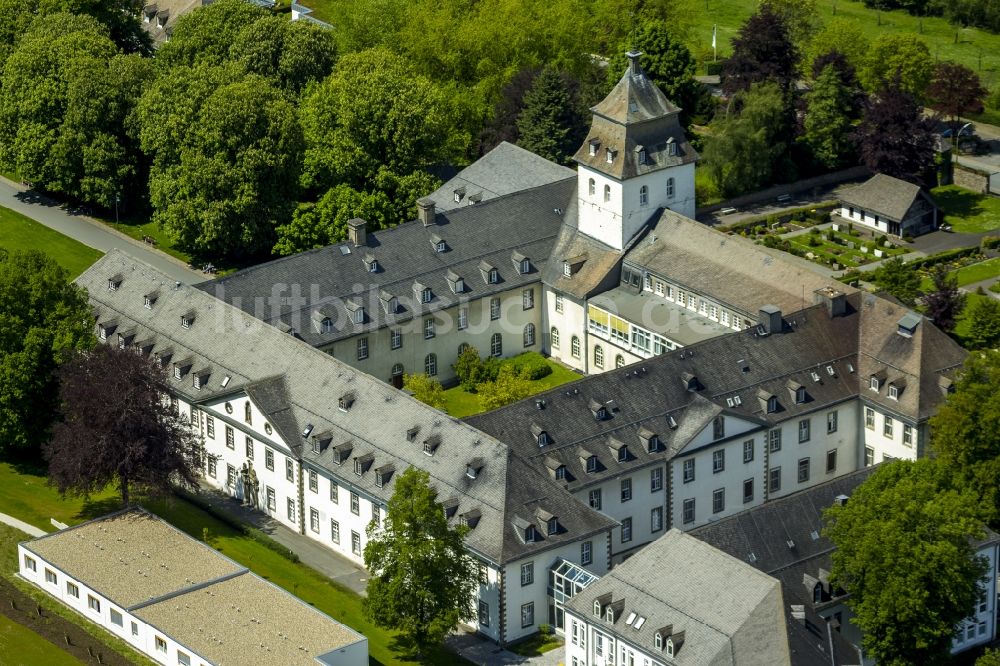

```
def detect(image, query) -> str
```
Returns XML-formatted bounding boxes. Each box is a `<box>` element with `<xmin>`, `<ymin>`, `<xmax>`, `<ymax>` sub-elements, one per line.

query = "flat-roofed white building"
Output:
<box><xmin>17</xmin><ymin>508</ymin><xmax>367</xmax><ymax>666</ymax></box>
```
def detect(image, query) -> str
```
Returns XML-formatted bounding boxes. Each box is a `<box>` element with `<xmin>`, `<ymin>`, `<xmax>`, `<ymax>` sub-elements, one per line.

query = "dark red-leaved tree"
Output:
<box><xmin>722</xmin><ymin>4</ymin><xmax>798</xmax><ymax>96</ymax></box>
<box><xmin>922</xmin><ymin>264</ymin><xmax>965</xmax><ymax>333</ymax></box>
<box><xmin>854</xmin><ymin>80</ymin><xmax>936</xmax><ymax>184</ymax></box>
<box><xmin>44</xmin><ymin>345</ymin><xmax>200</xmax><ymax>507</ymax></box>
<box><xmin>927</xmin><ymin>62</ymin><xmax>987</xmax><ymax>130</ymax></box>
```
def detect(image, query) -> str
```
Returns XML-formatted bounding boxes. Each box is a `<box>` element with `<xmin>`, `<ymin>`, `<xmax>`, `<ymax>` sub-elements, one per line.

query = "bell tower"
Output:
<box><xmin>574</xmin><ymin>52</ymin><xmax>698</xmax><ymax>250</ymax></box>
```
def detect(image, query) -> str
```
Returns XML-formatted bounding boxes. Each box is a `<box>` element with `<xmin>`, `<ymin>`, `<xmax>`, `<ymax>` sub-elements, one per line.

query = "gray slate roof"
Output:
<box><xmin>199</xmin><ymin>180</ymin><xmax>575</xmax><ymax>347</ymax></box>
<box><xmin>425</xmin><ymin>142</ymin><xmax>575</xmax><ymax>212</ymax></box>
<box><xmin>565</xmin><ymin>529</ymin><xmax>791</xmax><ymax>665</ymax></box>
<box><xmin>77</xmin><ymin>250</ymin><xmax>615</xmax><ymax>565</ymax></box>
<box><xmin>626</xmin><ymin>210</ymin><xmax>852</xmax><ymax>318</ymax></box>
<box><xmin>839</xmin><ymin>174</ymin><xmax>935</xmax><ymax>223</ymax></box>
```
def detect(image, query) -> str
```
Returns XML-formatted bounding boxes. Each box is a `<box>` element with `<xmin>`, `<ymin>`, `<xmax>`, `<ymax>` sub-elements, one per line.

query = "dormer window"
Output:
<box><xmin>338</xmin><ymin>392</ymin><xmax>354</xmax><ymax>411</ymax></box>
<box><xmin>594</xmin><ymin>600</ymin><xmax>602</xmax><ymax>617</ymax></box>
<box><xmin>655</xmin><ymin>634</ymin><xmax>663</xmax><ymax>650</ymax></box>
<box><xmin>108</xmin><ymin>275</ymin><xmax>122</xmax><ymax>291</ymax></box>
<box><xmin>888</xmin><ymin>383</ymin><xmax>900</xmax><ymax>399</ymax></box>
<box><xmin>606</xmin><ymin>148</ymin><xmax>614</xmax><ymax>164</ymax></box>
<box><xmin>375</xmin><ymin>464</ymin><xmax>394</xmax><ymax>488</ymax></box>
<box><xmin>379</xmin><ymin>290</ymin><xmax>398</xmax><ymax>315</ymax></box>
<box><xmin>796</xmin><ymin>386</ymin><xmax>806</xmax><ymax>403</ymax></box>
<box><xmin>554</xmin><ymin>465</ymin><xmax>566</xmax><ymax>480</ymax></box>
<box><xmin>488</xmin><ymin>268</ymin><xmax>499</xmax><ymax>284</ymax></box>
<box><xmin>617</xmin><ymin>445</ymin><xmax>629</xmax><ymax>463</ymax></box>
<box><xmin>144</xmin><ymin>292</ymin><xmax>157</xmax><ymax>309</ymax></box>
<box><xmin>870</xmin><ymin>376</ymin><xmax>880</xmax><ymax>391</ymax></box>
<box><xmin>421</xmin><ymin>288</ymin><xmax>432</xmax><ymax>303</ymax></box>
<box><xmin>354</xmin><ymin>453</ymin><xmax>373</xmax><ymax>477</ymax></box>
<box><xmin>768</xmin><ymin>396</ymin><xmax>778</xmax><ymax>413</ymax></box>
<box><xmin>606</xmin><ymin>607</ymin><xmax>614</xmax><ymax>623</ymax></box>
<box><xmin>321</xmin><ymin>317</ymin><xmax>333</xmax><ymax>333</ymax></box>
<box><xmin>353</xmin><ymin>307</ymin><xmax>365</xmax><ymax>324</ymax></box>
<box><xmin>666</xmin><ymin>638</ymin><xmax>674</xmax><ymax>657</ymax></box>
<box><xmin>586</xmin><ymin>455</ymin><xmax>598</xmax><ymax>473</ymax></box>
<box><xmin>447</xmin><ymin>270</ymin><xmax>465</xmax><ymax>294</ymax></box>
<box><xmin>525</xmin><ymin>525</ymin><xmax>537</xmax><ymax>542</ymax></box>
<box><xmin>406</xmin><ymin>427</ymin><xmax>419</xmax><ymax>442</ymax></box>
<box><xmin>637</xmin><ymin>146</ymin><xmax>647</xmax><ymax>165</ymax></box>
<box><xmin>563</xmin><ymin>262</ymin><xmax>571</xmax><ymax>277</ymax></box>
<box><xmin>436</xmin><ymin>240</ymin><xmax>446</xmax><ymax>253</ymax></box>
<box><xmin>453</xmin><ymin>187</ymin><xmax>465</xmax><ymax>203</ymax></box>
<box><xmin>537</xmin><ymin>431</ymin><xmax>550</xmax><ymax>446</ymax></box>
<box><xmin>589</xmin><ymin>139</ymin><xmax>600</xmax><ymax>157</ymax></box>
<box><xmin>466</xmin><ymin>458</ymin><xmax>484</xmax><ymax>479</ymax></box>
<box><xmin>423</xmin><ymin>435</ymin><xmax>440</xmax><ymax>456</ymax></box>
<box><xmin>666</xmin><ymin>136</ymin><xmax>677</xmax><ymax>157</ymax></box>
<box><xmin>180</xmin><ymin>313</ymin><xmax>194</xmax><ymax>329</ymax></box>
<box><xmin>368</xmin><ymin>258</ymin><xmax>378</xmax><ymax>273</ymax></box>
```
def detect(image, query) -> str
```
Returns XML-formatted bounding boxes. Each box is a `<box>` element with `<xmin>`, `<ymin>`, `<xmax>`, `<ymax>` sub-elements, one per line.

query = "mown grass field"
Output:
<box><xmin>0</xmin><ymin>206</ymin><xmax>102</xmax><ymax>279</ymax></box>
<box><xmin>0</xmin><ymin>614</ymin><xmax>82</xmax><ymax>666</ymax></box>
<box><xmin>933</xmin><ymin>186</ymin><xmax>1000</xmax><ymax>234</ymax></box>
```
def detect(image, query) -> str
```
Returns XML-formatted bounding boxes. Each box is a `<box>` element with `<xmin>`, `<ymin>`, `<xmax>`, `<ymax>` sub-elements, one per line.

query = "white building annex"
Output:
<box><xmin>18</xmin><ymin>508</ymin><xmax>367</xmax><ymax>666</ymax></box>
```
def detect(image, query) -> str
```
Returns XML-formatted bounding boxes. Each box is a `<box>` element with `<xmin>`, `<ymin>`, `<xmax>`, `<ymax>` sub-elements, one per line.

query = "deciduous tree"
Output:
<box><xmin>804</xmin><ymin>61</ymin><xmax>861</xmax><ymax>169</ymax></box>
<box><xmin>922</xmin><ymin>264</ymin><xmax>965</xmax><ymax>332</ymax></box>
<box><xmin>927</xmin><ymin>62</ymin><xmax>987</xmax><ymax>130</ymax></box>
<box><xmin>0</xmin><ymin>250</ymin><xmax>94</xmax><ymax>454</ymax></box>
<box><xmin>859</xmin><ymin>34</ymin><xmax>932</xmax><ymax>98</ymax></box>
<box><xmin>967</xmin><ymin>297</ymin><xmax>1000</xmax><ymax>350</ymax></box>
<box><xmin>477</xmin><ymin>365</ymin><xmax>533</xmax><ymax>411</ymax></box>
<box><xmin>722</xmin><ymin>4</ymin><xmax>799</xmax><ymax>95</ymax></box>
<box><xmin>230</xmin><ymin>15</ymin><xmax>338</xmax><ymax>96</ymax></box>
<box><xmin>363</xmin><ymin>467</ymin><xmax>477</xmax><ymax>652</ymax></box>
<box><xmin>45</xmin><ymin>345</ymin><xmax>200</xmax><ymax>506</ymax></box>
<box><xmin>826</xmin><ymin>459</ymin><xmax>989</xmax><ymax>666</ymax></box>
<box><xmin>854</xmin><ymin>81</ymin><xmax>936</xmax><ymax>184</ymax></box>
<box><xmin>805</xmin><ymin>18</ymin><xmax>869</xmax><ymax>76</ymax></box>
<box><xmin>931</xmin><ymin>350</ymin><xmax>1000</xmax><ymax>518</ymax></box>
<box><xmin>402</xmin><ymin>373</ymin><xmax>446</xmax><ymax>411</ymax></box>
<box><xmin>872</xmin><ymin>257</ymin><xmax>921</xmax><ymax>305</ymax></box>
<box><xmin>156</xmin><ymin>0</ymin><xmax>268</xmax><ymax>68</ymax></box>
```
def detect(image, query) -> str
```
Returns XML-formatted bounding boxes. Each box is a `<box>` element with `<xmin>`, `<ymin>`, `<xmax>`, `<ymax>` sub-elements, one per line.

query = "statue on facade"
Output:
<box><xmin>239</xmin><ymin>463</ymin><xmax>249</xmax><ymax>505</ymax></box>
<box><xmin>247</xmin><ymin>462</ymin><xmax>259</xmax><ymax>509</ymax></box>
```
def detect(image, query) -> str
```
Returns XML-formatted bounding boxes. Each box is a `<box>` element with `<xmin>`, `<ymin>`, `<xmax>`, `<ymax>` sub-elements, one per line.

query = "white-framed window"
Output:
<box><xmin>310</xmin><ymin>508</ymin><xmax>320</xmax><ymax>532</ymax></box>
<box><xmin>522</xmin><ymin>288</ymin><xmax>534</xmax><ymax>310</ymax></box>
<box><xmin>666</xmin><ymin>177</ymin><xmax>675</xmax><ymax>198</ymax></box>
<box><xmin>523</xmin><ymin>323</ymin><xmax>535</xmax><ymax>347</ymax></box>
<box><xmin>286</xmin><ymin>458</ymin><xmax>294</xmax><ymax>482</ymax></box>
<box><xmin>555</xmin><ymin>293</ymin><xmax>564</xmax><ymax>313</ymax></box>
<box><xmin>356</xmin><ymin>337</ymin><xmax>369</xmax><ymax>360</ymax></box>
<box><xmin>884</xmin><ymin>416</ymin><xmax>894</xmax><ymax>438</ymax></box>
<box><xmin>206</xmin><ymin>415</ymin><xmax>215</xmax><ymax>439</ymax></box>
<box><xmin>621</xmin><ymin>517</ymin><xmax>632</xmax><ymax>543</ymax></box>
<box><xmin>178</xmin><ymin>651</ymin><xmax>191</xmax><ymax>666</ymax></box>
<box><xmin>423</xmin><ymin>318</ymin><xmax>435</xmax><ymax>339</ymax></box>
<box><xmin>639</xmin><ymin>185</ymin><xmax>648</xmax><ymax>206</ymax></box>
<box><xmin>581</xmin><ymin>540</ymin><xmax>593</xmax><ymax>565</ymax></box>
<box><xmin>458</xmin><ymin>307</ymin><xmax>468</xmax><ymax>330</ymax></box>
<box><xmin>712</xmin><ymin>449</ymin><xmax>725</xmax><ymax>473</ymax></box>
<box><xmin>769</xmin><ymin>429</ymin><xmax>782</xmax><ymax>452</ymax></box>
<box><xmin>45</xmin><ymin>568</ymin><xmax>57</xmax><ymax>585</ymax></box>
<box><xmin>682</xmin><ymin>498</ymin><xmax>695</xmax><ymax>524</ymax></box>
<box><xmin>588</xmin><ymin>178</ymin><xmax>595</xmax><ymax>196</ymax></box>
<box><xmin>155</xmin><ymin>636</ymin><xmax>167</xmax><ymax>653</ymax></box>
<box><xmin>330</xmin><ymin>482</ymin><xmax>339</xmax><ymax>504</ymax></box>
<box><xmin>769</xmin><ymin>467</ymin><xmax>781</xmax><ymax>493</ymax></box>
<box><xmin>604</xmin><ymin>184</ymin><xmax>611</xmax><ymax>202</ymax></box>
<box><xmin>352</xmin><ymin>531</ymin><xmax>361</xmax><ymax>556</ymax></box>
<box><xmin>903</xmin><ymin>424</ymin><xmax>913</xmax><ymax>447</ymax></box>
<box><xmin>870</xmin><ymin>375</ymin><xmax>880</xmax><ymax>391</ymax></box>
<box><xmin>490</xmin><ymin>297</ymin><xmax>500</xmax><ymax>320</ymax></box>
<box><xmin>226</xmin><ymin>464</ymin><xmax>236</xmax><ymax>488</ymax></box>
<box><xmin>827</xmin><ymin>410</ymin><xmax>838</xmax><ymax>433</ymax></box>
<box><xmin>421</xmin><ymin>287</ymin><xmax>433</xmax><ymax>303</ymax></box>
<box><xmin>425</xmin><ymin>353</ymin><xmax>437</xmax><ymax>376</ymax></box>
<box><xmin>207</xmin><ymin>457</ymin><xmax>217</xmax><ymax>479</ymax></box>
<box><xmin>521</xmin><ymin>562</ymin><xmax>534</xmax><ymax>586</ymax></box>
<box><xmin>88</xmin><ymin>595</ymin><xmax>101</xmax><ymax>613</ymax></box>
<box><xmin>488</xmin><ymin>268</ymin><xmax>499</xmax><ymax>284</ymax></box>
<box><xmin>621</xmin><ymin>477</ymin><xmax>632</xmax><ymax>502</ymax></box>
<box><xmin>713</xmin><ymin>488</ymin><xmax>725</xmax><ymax>514</ymax></box>
<box><xmin>265</xmin><ymin>448</ymin><xmax>274</xmax><ymax>471</ymax></box>
<box><xmin>131</xmin><ymin>621</ymin><xmax>138</xmax><ymax>637</ymax></box>
<box><xmin>245</xmin><ymin>437</ymin><xmax>254</xmax><ymax>460</ymax></box>
<box><xmin>331</xmin><ymin>519</ymin><xmax>340</xmax><ymax>544</ymax></box>
<box><xmin>615</xmin><ymin>354</ymin><xmax>625</xmax><ymax>368</ymax></box>
<box><xmin>798</xmin><ymin>457</ymin><xmax>810</xmax><ymax>483</ymax></box>
<box><xmin>743</xmin><ymin>439</ymin><xmax>754</xmax><ymax>463</ymax></box>
<box><xmin>865</xmin><ymin>407</ymin><xmax>875</xmax><ymax>429</ymax></box>
<box><xmin>799</xmin><ymin>419</ymin><xmax>811</xmax><ymax>443</ymax></box>
<box><xmin>390</xmin><ymin>327</ymin><xmax>402</xmax><ymax>349</ymax></box>
<box><xmin>225</xmin><ymin>425</ymin><xmax>234</xmax><ymax>450</ymax></box>
<box><xmin>888</xmin><ymin>384</ymin><xmax>899</xmax><ymax>400</ymax></box>
<box><xmin>651</xmin><ymin>506</ymin><xmax>663</xmax><ymax>532</ymax></box>
<box><xmin>521</xmin><ymin>602</ymin><xmax>534</xmax><ymax>628</ymax></box>
<box><xmin>266</xmin><ymin>487</ymin><xmax>276</xmax><ymax>512</ymax></box>
<box><xmin>479</xmin><ymin>600</ymin><xmax>490</xmax><ymax>627</ymax></box>
<box><xmin>551</xmin><ymin>327</ymin><xmax>560</xmax><ymax>348</ymax></box>
<box><xmin>594</xmin><ymin>344</ymin><xmax>604</xmax><ymax>368</ymax></box>
<box><xmin>350</xmin><ymin>492</ymin><xmax>360</xmax><ymax>515</ymax></box>
<box><xmin>110</xmin><ymin>608</ymin><xmax>123</xmax><ymax>627</ymax></box>
<box><xmin>827</xmin><ymin>449</ymin><xmax>838</xmax><ymax>473</ymax></box>
<box><xmin>490</xmin><ymin>333</ymin><xmax>502</xmax><ymax>357</ymax></box>
<box><xmin>683</xmin><ymin>458</ymin><xmax>695</xmax><ymax>483</ymax></box>
<box><xmin>287</xmin><ymin>498</ymin><xmax>296</xmax><ymax>522</ymax></box>
<box><xmin>651</xmin><ymin>467</ymin><xmax>663</xmax><ymax>492</ymax></box>
<box><xmin>588</xmin><ymin>489</ymin><xmax>601</xmax><ymax>510</ymax></box>
<box><xmin>66</xmin><ymin>581</ymin><xmax>79</xmax><ymax>598</ymax></box>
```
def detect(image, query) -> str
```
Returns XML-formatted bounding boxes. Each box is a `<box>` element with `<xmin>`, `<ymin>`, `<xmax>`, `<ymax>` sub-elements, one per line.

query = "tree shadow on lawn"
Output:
<box><xmin>934</xmin><ymin>187</ymin><xmax>986</xmax><ymax>220</ymax></box>
<box><xmin>74</xmin><ymin>497</ymin><xmax>125</xmax><ymax>522</ymax></box>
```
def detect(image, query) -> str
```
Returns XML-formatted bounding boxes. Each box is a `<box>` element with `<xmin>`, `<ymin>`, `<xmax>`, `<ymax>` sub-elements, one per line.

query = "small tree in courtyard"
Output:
<box><xmin>44</xmin><ymin>345</ymin><xmax>200</xmax><ymax>506</ymax></box>
<box><xmin>363</xmin><ymin>467</ymin><xmax>477</xmax><ymax>654</ymax></box>
<box><xmin>922</xmin><ymin>264</ymin><xmax>965</xmax><ymax>333</ymax></box>
<box><xmin>872</xmin><ymin>256</ymin><xmax>921</xmax><ymax>305</ymax></box>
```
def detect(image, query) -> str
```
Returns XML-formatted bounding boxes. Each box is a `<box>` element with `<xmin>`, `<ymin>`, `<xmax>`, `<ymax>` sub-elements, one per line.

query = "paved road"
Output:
<box><xmin>0</xmin><ymin>177</ymin><xmax>203</xmax><ymax>284</ymax></box>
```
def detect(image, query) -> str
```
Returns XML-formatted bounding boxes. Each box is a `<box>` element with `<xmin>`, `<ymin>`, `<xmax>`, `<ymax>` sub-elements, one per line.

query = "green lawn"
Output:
<box><xmin>954</xmin><ymin>257</ymin><xmax>1000</xmax><ymax>286</ymax></box>
<box><xmin>102</xmin><ymin>215</ymin><xmax>191</xmax><ymax>265</ymax></box>
<box><xmin>507</xmin><ymin>631</ymin><xmax>563</xmax><ymax>657</ymax></box>
<box><xmin>0</xmin><ymin>463</ymin><xmax>120</xmax><ymax>533</ymax></box>
<box><xmin>0</xmin><ymin>614</ymin><xmax>82</xmax><ymax>666</ymax></box>
<box><xmin>0</xmin><ymin>206</ymin><xmax>103</xmax><ymax>279</ymax></box>
<box><xmin>932</xmin><ymin>186</ymin><xmax>1000</xmax><ymax>234</ymax></box>
<box><xmin>952</xmin><ymin>292</ymin><xmax>989</xmax><ymax>347</ymax></box>
<box><xmin>441</xmin><ymin>358</ymin><xmax>581</xmax><ymax>418</ymax></box>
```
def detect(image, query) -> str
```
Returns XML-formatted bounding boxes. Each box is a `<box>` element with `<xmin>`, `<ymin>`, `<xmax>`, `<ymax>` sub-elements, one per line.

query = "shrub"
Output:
<box><xmin>539</xmin><ymin>623</ymin><xmax>553</xmax><ymax>636</ymax></box>
<box><xmin>453</xmin><ymin>346</ymin><xmax>483</xmax><ymax>391</ymax></box>
<box><xmin>505</xmin><ymin>352</ymin><xmax>552</xmax><ymax>380</ymax></box>
<box><xmin>982</xmin><ymin>236</ymin><xmax>1000</xmax><ymax>250</ymax></box>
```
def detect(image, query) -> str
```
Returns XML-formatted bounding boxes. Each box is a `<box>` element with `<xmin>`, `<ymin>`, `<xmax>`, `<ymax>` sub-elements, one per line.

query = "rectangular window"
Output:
<box><xmin>621</xmin><ymin>517</ymin><xmax>632</xmax><ymax>543</ymax></box>
<box><xmin>357</xmin><ymin>337</ymin><xmax>369</xmax><ymax>360</ymax></box>
<box><xmin>798</xmin><ymin>419</ymin><xmax>811</xmax><ymax>443</ymax></box>
<box><xmin>743</xmin><ymin>439</ymin><xmax>754</xmax><ymax>463</ymax></box>
<box><xmin>330</xmin><ymin>483</ymin><xmax>339</xmax><ymax>504</ymax></box>
<box><xmin>423</xmin><ymin>318</ymin><xmax>435</xmax><ymax>339</ymax></box>
<box><xmin>206</xmin><ymin>416</ymin><xmax>215</xmax><ymax>439</ymax></box>
<box><xmin>308</xmin><ymin>470</ymin><xmax>318</xmax><ymax>493</ymax></box>
<box><xmin>521</xmin><ymin>602</ymin><xmax>534</xmax><ymax>628</ymax></box>
<box><xmin>225</xmin><ymin>425</ymin><xmax>234</xmax><ymax>449</ymax></box>
<box><xmin>178</xmin><ymin>651</ymin><xmax>191</xmax><ymax>666</ymax></box>
<box><xmin>522</xmin><ymin>288</ymin><xmax>534</xmax><ymax>310</ymax></box>
<box><xmin>66</xmin><ymin>581</ymin><xmax>79</xmax><ymax>598</ymax></box>
<box><xmin>287</xmin><ymin>498</ymin><xmax>296</xmax><ymax>522</ymax></box>
<box><xmin>266</xmin><ymin>487</ymin><xmax>275</xmax><ymax>512</ymax></box>
<box><xmin>555</xmin><ymin>293</ymin><xmax>564</xmax><ymax>313</ymax></box>
<box><xmin>226</xmin><ymin>464</ymin><xmax>236</xmax><ymax>488</ymax></box>
<box><xmin>207</xmin><ymin>457</ymin><xmax>217</xmax><ymax>479</ymax></box>
<box><xmin>903</xmin><ymin>424</ymin><xmax>913</xmax><ymax>447</ymax></box>
<box><xmin>457</xmin><ymin>307</ymin><xmax>468</xmax><ymax>330</ymax></box>
<box><xmin>827</xmin><ymin>410</ymin><xmax>838</xmax><ymax>434</ymax></box>
<box><xmin>620</xmin><ymin>478</ymin><xmax>632</xmax><ymax>502</ymax></box>
<box><xmin>479</xmin><ymin>600</ymin><xmax>490</xmax><ymax>627</ymax></box>
<box><xmin>798</xmin><ymin>458</ymin><xmax>810</xmax><ymax>483</ymax></box>
<box><xmin>88</xmin><ymin>595</ymin><xmax>101</xmax><ymax>613</ymax></box>
<box><xmin>310</xmin><ymin>508</ymin><xmax>320</xmax><ymax>533</ymax></box>
<box><xmin>713</xmin><ymin>449</ymin><xmax>725</xmax><ymax>473</ymax></box>
<box><xmin>769</xmin><ymin>429</ymin><xmax>782</xmax><ymax>453</ymax></box>
<box><xmin>682</xmin><ymin>458</ymin><xmax>695</xmax><ymax>483</ymax></box>
<box><xmin>245</xmin><ymin>437</ymin><xmax>254</xmax><ymax>460</ymax></box>
<box><xmin>588</xmin><ymin>489</ymin><xmax>602</xmax><ymax>510</ymax></box>
<box><xmin>285</xmin><ymin>458</ymin><xmax>294</xmax><ymax>482</ymax></box>
<box><xmin>44</xmin><ymin>568</ymin><xmax>57</xmax><ymax>585</ymax></box>
<box><xmin>650</xmin><ymin>467</ymin><xmax>663</xmax><ymax>493</ymax></box>
<box><xmin>520</xmin><ymin>562</ymin><xmax>534</xmax><ymax>586</ymax></box>
<box><xmin>651</xmin><ymin>506</ymin><xmax>663</xmax><ymax>532</ymax></box>
<box><xmin>390</xmin><ymin>328</ymin><xmax>402</xmax><ymax>350</ymax></box>
<box><xmin>131</xmin><ymin>621</ymin><xmax>138</xmax><ymax>637</ymax></box>
<box><xmin>110</xmin><ymin>608</ymin><xmax>123</xmax><ymax>627</ymax></box>
<box><xmin>155</xmin><ymin>636</ymin><xmax>167</xmax><ymax>653</ymax></box>
<box><xmin>826</xmin><ymin>449</ymin><xmax>838</xmax><ymax>473</ymax></box>
<box><xmin>769</xmin><ymin>467</ymin><xmax>782</xmax><ymax>493</ymax></box>
<box><xmin>743</xmin><ymin>478</ymin><xmax>754</xmax><ymax>504</ymax></box>
<box><xmin>884</xmin><ymin>416</ymin><xmax>894</xmax><ymax>438</ymax></box>
<box><xmin>351</xmin><ymin>531</ymin><xmax>361</xmax><ymax>556</ymax></box>
<box><xmin>351</xmin><ymin>492</ymin><xmax>360</xmax><ymax>515</ymax></box>
<box><xmin>682</xmin><ymin>498</ymin><xmax>695</xmax><ymax>524</ymax></box>
<box><xmin>655</xmin><ymin>280</ymin><xmax>664</xmax><ymax>295</ymax></box>
<box><xmin>371</xmin><ymin>504</ymin><xmax>380</xmax><ymax>528</ymax></box>
<box><xmin>865</xmin><ymin>407</ymin><xmax>875</xmax><ymax>429</ymax></box>
<box><xmin>712</xmin><ymin>488</ymin><xmax>725</xmax><ymax>514</ymax></box>
<box><xmin>581</xmin><ymin>540</ymin><xmax>592</xmax><ymax>566</ymax></box>
<box><xmin>330</xmin><ymin>519</ymin><xmax>340</xmax><ymax>544</ymax></box>
<box><xmin>490</xmin><ymin>297</ymin><xmax>500</xmax><ymax>320</ymax></box>
<box><xmin>265</xmin><ymin>448</ymin><xmax>274</xmax><ymax>471</ymax></box>
<box><xmin>865</xmin><ymin>446</ymin><xmax>875</xmax><ymax>466</ymax></box>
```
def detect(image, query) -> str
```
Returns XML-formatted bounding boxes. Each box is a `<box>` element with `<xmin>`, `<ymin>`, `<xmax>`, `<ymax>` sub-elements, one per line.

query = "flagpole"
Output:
<box><xmin>712</xmin><ymin>24</ymin><xmax>717</xmax><ymax>63</ymax></box>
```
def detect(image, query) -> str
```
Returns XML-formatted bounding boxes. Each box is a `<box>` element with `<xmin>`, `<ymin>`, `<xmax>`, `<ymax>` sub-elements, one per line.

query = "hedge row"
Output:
<box><xmin>718</xmin><ymin>201</ymin><xmax>839</xmax><ymax>234</ymax></box>
<box><xmin>906</xmin><ymin>246</ymin><xmax>981</xmax><ymax>271</ymax></box>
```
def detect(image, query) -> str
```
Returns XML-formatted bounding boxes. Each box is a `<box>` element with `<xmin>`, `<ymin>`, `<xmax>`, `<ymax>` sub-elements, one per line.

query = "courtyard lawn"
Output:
<box><xmin>932</xmin><ymin>186</ymin><xmax>1000</xmax><ymax>234</ymax></box>
<box><xmin>954</xmin><ymin>257</ymin><xmax>1000</xmax><ymax>287</ymax></box>
<box><xmin>441</xmin><ymin>357</ymin><xmax>581</xmax><ymax>418</ymax></box>
<box><xmin>507</xmin><ymin>631</ymin><xmax>563</xmax><ymax>657</ymax></box>
<box><xmin>0</xmin><ymin>614</ymin><xmax>82</xmax><ymax>666</ymax></box>
<box><xmin>0</xmin><ymin>206</ymin><xmax>102</xmax><ymax>279</ymax></box>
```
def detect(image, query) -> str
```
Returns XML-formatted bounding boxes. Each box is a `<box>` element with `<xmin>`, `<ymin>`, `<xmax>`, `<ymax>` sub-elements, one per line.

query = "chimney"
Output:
<box><xmin>758</xmin><ymin>305</ymin><xmax>782</xmax><ymax>335</ymax></box>
<box><xmin>626</xmin><ymin>50</ymin><xmax>643</xmax><ymax>76</ymax></box>
<box><xmin>347</xmin><ymin>218</ymin><xmax>367</xmax><ymax>247</ymax></box>
<box><xmin>813</xmin><ymin>287</ymin><xmax>846</xmax><ymax>318</ymax></box>
<box><xmin>417</xmin><ymin>198</ymin><xmax>436</xmax><ymax>227</ymax></box>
